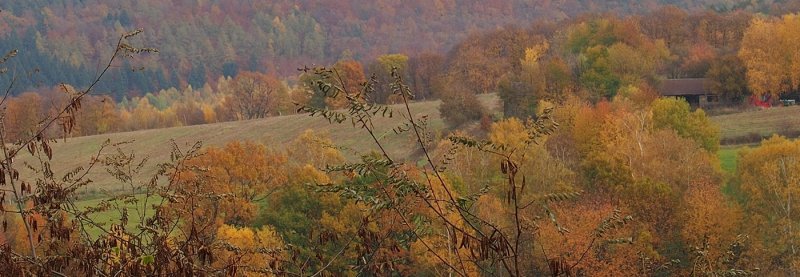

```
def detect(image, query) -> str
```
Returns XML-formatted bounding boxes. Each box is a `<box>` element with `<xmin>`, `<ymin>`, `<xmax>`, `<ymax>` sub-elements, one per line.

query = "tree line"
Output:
<box><xmin>2</xmin><ymin>0</ymin><xmax>800</xmax><ymax>98</ymax></box>
<box><xmin>5</xmin><ymin>7</ymin><xmax>799</xmax><ymax>143</ymax></box>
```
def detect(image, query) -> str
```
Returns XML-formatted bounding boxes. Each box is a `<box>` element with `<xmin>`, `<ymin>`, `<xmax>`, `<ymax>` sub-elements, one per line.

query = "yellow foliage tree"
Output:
<box><xmin>214</xmin><ymin>224</ymin><xmax>285</xmax><ymax>276</ymax></box>
<box><xmin>408</xmin><ymin>173</ymin><xmax>479</xmax><ymax>276</ymax></box>
<box><xmin>738</xmin><ymin>135</ymin><xmax>800</xmax><ymax>274</ymax></box>
<box><xmin>286</xmin><ymin>130</ymin><xmax>345</xmax><ymax>169</ymax></box>
<box><xmin>489</xmin><ymin>118</ymin><xmax>575</xmax><ymax>193</ymax></box>
<box><xmin>739</xmin><ymin>15</ymin><xmax>800</xmax><ymax>99</ymax></box>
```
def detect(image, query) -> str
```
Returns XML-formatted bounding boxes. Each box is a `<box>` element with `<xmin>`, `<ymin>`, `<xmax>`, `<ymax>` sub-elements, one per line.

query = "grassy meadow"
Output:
<box><xmin>711</xmin><ymin>105</ymin><xmax>800</xmax><ymax>143</ymax></box>
<box><xmin>718</xmin><ymin>147</ymin><xmax>740</xmax><ymax>173</ymax></box>
<box><xmin>72</xmin><ymin>194</ymin><xmax>162</xmax><ymax>238</ymax></box>
<box><xmin>27</xmin><ymin>94</ymin><xmax>500</xmax><ymax>197</ymax></box>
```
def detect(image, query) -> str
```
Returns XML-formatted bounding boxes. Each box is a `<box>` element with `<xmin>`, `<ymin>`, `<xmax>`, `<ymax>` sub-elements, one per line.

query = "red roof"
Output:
<box><xmin>659</xmin><ymin>78</ymin><xmax>708</xmax><ymax>96</ymax></box>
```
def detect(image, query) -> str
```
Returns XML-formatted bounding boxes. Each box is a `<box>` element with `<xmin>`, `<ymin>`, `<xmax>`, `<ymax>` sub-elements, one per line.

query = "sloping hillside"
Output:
<box><xmin>24</xmin><ymin>94</ymin><xmax>499</xmax><ymax>195</ymax></box>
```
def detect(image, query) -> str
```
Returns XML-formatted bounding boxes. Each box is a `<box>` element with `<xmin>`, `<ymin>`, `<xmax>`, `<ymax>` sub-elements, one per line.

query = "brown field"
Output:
<box><xmin>711</xmin><ymin>105</ymin><xmax>800</xmax><ymax>144</ymax></box>
<box><xmin>22</xmin><ymin>94</ymin><xmax>500</xmax><ymax>195</ymax></box>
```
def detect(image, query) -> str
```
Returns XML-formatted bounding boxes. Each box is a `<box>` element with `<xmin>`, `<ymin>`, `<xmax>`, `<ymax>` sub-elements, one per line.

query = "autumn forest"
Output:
<box><xmin>0</xmin><ymin>0</ymin><xmax>800</xmax><ymax>276</ymax></box>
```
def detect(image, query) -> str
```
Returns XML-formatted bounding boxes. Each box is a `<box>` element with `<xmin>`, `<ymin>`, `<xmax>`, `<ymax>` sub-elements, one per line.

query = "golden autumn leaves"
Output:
<box><xmin>739</xmin><ymin>15</ymin><xmax>800</xmax><ymax>99</ymax></box>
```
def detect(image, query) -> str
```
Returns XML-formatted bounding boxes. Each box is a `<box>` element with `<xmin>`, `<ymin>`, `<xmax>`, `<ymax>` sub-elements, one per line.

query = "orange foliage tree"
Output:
<box><xmin>220</xmin><ymin>71</ymin><xmax>288</xmax><ymax>120</ymax></box>
<box><xmin>325</xmin><ymin>60</ymin><xmax>367</xmax><ymax>109</ymax></box>
<box><xmin>178</xmin><ymin>141</ymin><xmax>288</xmax><ymax>225</ymax></box>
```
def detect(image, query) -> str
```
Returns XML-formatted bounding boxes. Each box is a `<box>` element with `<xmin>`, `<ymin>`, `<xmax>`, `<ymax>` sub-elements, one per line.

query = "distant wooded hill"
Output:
<box><xmin>1</xmin><ymin>0</ymin><xmax>798</xmax><ymax>99</ymax></box>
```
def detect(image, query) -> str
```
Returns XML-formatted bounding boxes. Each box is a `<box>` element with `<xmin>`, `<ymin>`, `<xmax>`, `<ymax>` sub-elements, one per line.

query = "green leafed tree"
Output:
<box><xmin>650</xmin><ymin>97</ymin><xmax>720</xmax><ymax>152</ymax></box>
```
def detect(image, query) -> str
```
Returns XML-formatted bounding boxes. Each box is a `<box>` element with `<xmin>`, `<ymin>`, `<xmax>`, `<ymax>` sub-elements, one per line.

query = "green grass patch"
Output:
<box><xmin>718</xmin><ymin>147</ymin><xmax>740</xmax><ymax>173</ymax></box>
<box><xmin>73</xmin><ymin>194</ymin><xmax>161</xmax><ymax>238</ymax></box>
<box><xmin>718</xmin><ymin>146</ymin><xmax>749</xmax><ymax>204</ymax></box>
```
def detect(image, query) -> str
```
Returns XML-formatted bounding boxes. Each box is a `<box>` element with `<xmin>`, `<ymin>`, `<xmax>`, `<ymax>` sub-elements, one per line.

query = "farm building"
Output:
<box><xmin>658</xmin><ymin>78</ymin><xmax>717</xmax><ymax>107</ymax></box>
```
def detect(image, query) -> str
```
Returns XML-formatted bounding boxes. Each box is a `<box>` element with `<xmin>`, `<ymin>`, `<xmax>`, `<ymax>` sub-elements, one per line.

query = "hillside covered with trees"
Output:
<box><xmin>2</xmin><ymin>0</ymin><xmax>800</xmax><ymax>99</ymax></box>
<box><xmin>3</xmin><ymin>2</ymin><xmax>800</xmax><ymax>143</ymax></box>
